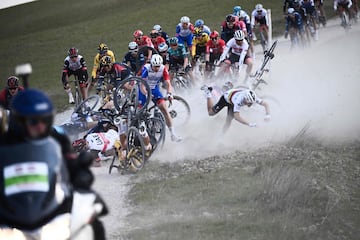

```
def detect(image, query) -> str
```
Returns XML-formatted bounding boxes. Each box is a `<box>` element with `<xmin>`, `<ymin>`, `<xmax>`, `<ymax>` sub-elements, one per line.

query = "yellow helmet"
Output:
<box><xmin>100</xmin><ymin>55</ymin><xmax>113</xmax><ymax>67</ymax></box>
<box><xmin>98</xmin><ymin>43</ymin><xmax>109</xmax><ymax>54</ymax></box>
<box><xmin>194</xmin><ymin>27</ymin><xmax>203</xmax><ymax>37</ymax></box>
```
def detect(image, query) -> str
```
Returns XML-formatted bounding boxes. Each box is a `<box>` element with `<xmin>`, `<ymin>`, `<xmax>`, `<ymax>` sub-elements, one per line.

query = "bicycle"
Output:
<box><xmin>250</xmin><ymin>40</ymin><xmax>277</xmax><ymax>91</ymax></box>
<box><xmin>68</xmin><ymin>77</ymin><xmax>83</xmax><ymax>109</ymax></box>
<box><xmin>169</xmin><ymin>65</ymin><xmax>192</xmax><ymax>92</ymax></box>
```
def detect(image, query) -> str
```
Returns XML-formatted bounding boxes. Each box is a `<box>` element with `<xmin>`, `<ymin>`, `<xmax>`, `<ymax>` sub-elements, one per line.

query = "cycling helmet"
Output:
<box><xmin>288</xmin><ymin>8</ymin><xmax>295</xmax><ymax>14</ymax></box>
<box><xmin>10</xmin><ymin>89</ymin><xmax>54</xmax><ymax>139</ymax></box>
<box><xmin>226</xmin><ymin>14</ymin><xmax>236</xmax><ymax>23</ymax></box>
<box><xmin>153</xmin><ymin>24</ymin><xmax>162</xmax><ymax>31</ymax></box>
<box><xmin>7</xmin><ymin>76</ymin><xmax>19</xmax><ymax>89</ymax></box>
<box><xmin>169</xmin><ymin>37</ymin><xmax>179</xmax><ymax>45</ymax></box>
<box><xmin>194</xmin><ymin>19</ymin><xmax>204</xmax><ymax>27</ymax></box>
<box><xmin>210</xmin><ymin>30</ymin><xmax>219</xmax><ymax>39</ymax></box>
<box><xmin>255</xmin><ymin>4</ymin><xmax>263</xmax><ymax>11</ymax></box>
<box><xmin>243</xmin><ymin>90</ymin><xmax>257</xmax><ymax>104</ymax></box>
<box><xmin>158</xmin><ymin>42</ymin><xmax>168</xmax><ymax>53</ymax></box>
<box><xmin>239</xmin><ymin>11</ymin><xmax>247</xmax><ymax>19</ymax></box>
<box><xmin>100</xmin><ymin>55</ymin><xmax>113</xmax><ymax>67</ymax></box>
<box><xmin>194</xmin><ymin>27</ymin><xmax>203</xmax><ymax>37</ymax></box>
<box><xmin>234</xmin><ymin>30</ymin><xmax>245</xmax><ymax>40</ymax></box>
<box><xmin>68</xmin><ymin>47</ymin><xmax>78</xmax><ymax>57</ymax></box>
<box><xmin>98</xmin><ymin>43</ymin><xmax>108</xmax><ymax>54</ymax></box>
<box><xmin>133</xmin><ymin>30</ymin><xmax>143</xmax><ymax>39</ymax></box>
<box><xmin>150</xmin><ymin>54</ymin><xmax>163</xmax><ymax>67</ymax></box>
<box><xmin>128</xmin><ymin>41</ymin><xmax>138</xmax><ymax>51</ymax></box>
<box><xmin>233</xmin><ymin>6</ymin><xmax>242</xmax><ymax>15</ymax></box>
<box><xmin>180</xmin><ymin>16</ymin><xmax>190</xmax><ymax>23</ymax></box>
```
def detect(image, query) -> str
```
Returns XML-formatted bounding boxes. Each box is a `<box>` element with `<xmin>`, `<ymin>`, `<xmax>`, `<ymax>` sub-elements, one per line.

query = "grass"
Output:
<box><xmin>0</xmin><ymin>0</ymin><xmax>336</xmax><ymax>110</ymax></box>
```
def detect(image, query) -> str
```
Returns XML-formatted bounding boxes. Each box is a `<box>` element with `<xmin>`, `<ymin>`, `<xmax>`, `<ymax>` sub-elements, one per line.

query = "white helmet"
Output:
<box><xmin>150</xmin><ymin>54</ymin><xmax>163</xmax><ymax>67</ymax></box>
<box><xmin>128</xmin><ymin>41</ymin><xmax>138</xmax><ymax>51</ymax></box>
<box><xmin>234</xmin><ymin>30</ymin><xmax>245</xmax><ymax>41</ymax></box>
<box><xmin>255</xmin><ymin>4</ymin><xmax>263</xmax><ymax>11</ymax></box>
<box><xmin>180</xmin><ymin>16</ymin><xmax>190</xmax><ymax>23</ymax></box>
<box><xmin>287</xmin><ymin>8</ymin><xmax>295</xmax><ymax>14</ymax></box>
<box><xmin>244</xmin><ymin>90</ymin><xmax>256</xmax><ymax>103</ymax></box>
<box><xmin>239</xmin><ymin>11</ymin><xmax>247</xmax><ymax>19</ymax></box>
<box><xmin>158</xmin><ymin>42</ymin><xmax>168</xmax><ymax>53</ymax></box>
<box><xmin>153</xmin><ymin>24</ymin><xmax>162</xmax><ymax>31</ymax></box>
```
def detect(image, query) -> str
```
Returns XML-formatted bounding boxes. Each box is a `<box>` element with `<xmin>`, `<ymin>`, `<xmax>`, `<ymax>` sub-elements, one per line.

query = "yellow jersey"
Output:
<box><xmin>191</xmin><ymin>33</ymin><xmax>210</xmax><ymax>57</ymax></box>
<box><xmin>91</xmin><ymin>50</ymin><xmax>116</xmax><ymax>79</ymax></box>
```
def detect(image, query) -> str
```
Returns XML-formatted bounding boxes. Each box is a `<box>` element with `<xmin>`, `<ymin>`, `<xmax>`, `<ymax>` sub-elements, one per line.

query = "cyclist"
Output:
<box><xmin>122</xmin><ymin>41</ymin><xmax>145</xmax><ymax>75</ymax></box>
<box><xmin>251</xmin><ymin>4</ymin><xmax>270</xmax><ymax>51</ymax></box>
<box><xmin>133</xmin><ymin>29</ymin><xmax>154</xmax><ymax>63</ymax></box>
<box><xmin>205</xmin><ymin>31</ymin><xmax>226</xmax><ymax>75</ymax></box>
<box><xmin>62</xmin><ymin>47</ymin><xmax>89</xmax><ymax>103</ymax></box>
<box><xmin>98</xmin><ymin>56</ymin><xmax>132</xmax><ymax>89</ymax></box>
<box><xmin>219</xmin><ymin>30</ymin><xmax>253</xmax><ymax>83</ymax></box>
<box><xmin>0</xmin><ymin>76</ymin><xmax>25</xmax><ymax>110</ymax></box>
<box><xmin>301</xmin><ymin>0</ymin><xmax>319</xmax><ymax>40</ymax></box>
<box><xmin>158</xmin><ymin>42</ymin><xmax>170</xmax><ymax>70</ymax></box>
<box><xmin>175</xmin><ymin>16</ymin><xmax>194</xmax><ymax>51</ymax></box>
<box><xmin>0</xmin><ymin>88</ymin><xmax>107</xmax><ymax>238</ymax></box>
<box><xmin>149</xmin><ymin>29</ymin><xmax>166</xmax><ymax>52</ymax></box>
<box><xmin>283</xmin><ymin>0</ymin><xmax>297</xmax><ymax>15</ymax></box>
<box><xmin>191</xmin><ymin>27</ymin><xmax>210</xmax><ymax>68</ymax></box>
<box><xmin>153</xmin><ymin>24</ymin><xmax>170</xmax><ymax>43</ymax></box>
<box><xmin>90</xmin><ymin>43</ymin><xmax>116</xmax><ymax>93</ymax></box>
<box><xmin>167</xmin><ymin>37</ymin><xmax>193</xmax><ymax>84</ymax></box>
<box><xmin>234</xmin><ymin>6</ymin><xmax>253</xmax><ymax>41</ymax></box>
<box><xmin>139</xmin><ymin>54</ymin><xmax>182</xmax><ymax>142</ymax></box>
<box><xmin>194</xmin><ymin>19</ymin><xmax>211</xmax><ymax>35</ymax></box>
<box><xmin>201</xmin><ymin>86</ymin><xmax>270</xmax><ymax>133</ymax></box>
<box><xmin>334</xmin><ymin>0</ymin><xmax>355</xmax><ymax>25</ymax></box>
<box><xmin>285</xmin><ymin>8</ymin><xmax>305</xmax><ymax>45</ymax></box>
<box><xmin>221</xmin><ymin>14</ymin><xmax>247</xmax><ymax>43</ymax></box>
<box><xmin>314</xmin><ymin>0</ymin><xmax>327</xmax><ymax>26</ymax></box>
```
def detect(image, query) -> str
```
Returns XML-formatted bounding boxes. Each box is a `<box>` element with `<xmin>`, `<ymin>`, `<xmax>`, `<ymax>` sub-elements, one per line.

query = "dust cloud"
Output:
<box><xmin>153</xmin><ymin>20</ymin><xmax>360</xmax><ymax>163</ymax></box>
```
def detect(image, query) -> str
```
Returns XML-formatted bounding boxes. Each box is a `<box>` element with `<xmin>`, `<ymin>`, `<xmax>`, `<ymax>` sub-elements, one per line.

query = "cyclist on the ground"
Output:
<box><xmin>149</xmin><ymin>29</ymin><xmax>166</xmax><ymax>52</ymax></box>
<box><xmin>0</xmin><ymin>76</ymin><xmax>25</xmax><ymax>110</ymax></box>
<box><xmin>284</xmin><ymin>8</ymin><xmax>305</xmax><ymax>43</ymax></box>
<box><xmin>133</xmin><ymin>29</ymin><xmax>154</xmax><ymax>63</ymax></box>
<box><xmin>219</xmin><ymin>30</ymin><xmax>253</xmax><ymax>83</ymax></box>
<box><xmin>251</xmin><ymin>4</ymin><xmax>270</xmax><ymax>50</ymax></box>
<box><xmin>191</xmin><ymin>27</ymin><xmax>210</xmax><ymax>68</ymax></box>
<box><xmin>205</xmin><ymin>31</ymin><xmax>226</xmax><ymax>75</ymax></box>
<box><xmin>62</xmin><ymin>47</ymin><xmax>89</xmax><ymax>103</ymax></box>
<box><xmin>122</xmin><ymin>41</ymin><xmax>145</xmax><ymax>75</ymax></box>
<box><xmin>153</xmin><ymin>24</ymin><xmax>169</xmax><ymax>44</ymax></box>
<box><xmin>90</xmin><ymin>43</ymin><xmax>116</xmax><ymax>92</ymax></box>
<box><xmin>175</xmin><ymin>16</ymin><xmax>194</xmax><ymax>51</ymax></box>
<box><xmin>201</xmin><ymin>86</ymin><xmax>270</xmax><ymax>133</ymax></box>
<box><xmin>194</xmin><ymin>19</ymin><xmax>211</xmax><ymax>35</ymax></box>
<box><xmin>98</xmin><ymin>56</ymin><xmax>132</xmax><ymax>89</ymax></box>
<box><xmin>221</xmin><ymin>14</ymin><xmax>247</xmax><ymax>43</ymax></box>
<box><xmin>139</xmin><ymin>54</ymin><xmax>182</xmax><ymax>142</ymax></box>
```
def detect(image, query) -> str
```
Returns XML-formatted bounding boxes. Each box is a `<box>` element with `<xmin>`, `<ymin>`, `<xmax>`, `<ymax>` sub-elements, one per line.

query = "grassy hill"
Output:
<box><xmin>0</xmin><ymin>0</ymin><xmax>335</xmax><ymax>110</ymax></box>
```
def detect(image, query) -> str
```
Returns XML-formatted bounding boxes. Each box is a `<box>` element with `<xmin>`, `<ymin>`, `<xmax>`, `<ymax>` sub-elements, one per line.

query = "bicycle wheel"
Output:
<box><xmin>73</xmin><ymin>95</ymin><xmax>100</xmax><ymax>116</ymax></box>
<box><xmin>146</xmin><ymin>117</ymin><xmax>166</xmax><ymax>151</ymax></box>
<box><xmin>113</xmin><ymin>76</ymin><xmax>151</xmax><ymax>115</ymax></box>
<box><xmin>167</xmin><ymin>95</ymin><xmax>191</xmax><ymax>128</ymax></box>
<box><xmin>126</xmin><ymin>126</ymin><xmax>146</xmax><ymax>171</ymax></box>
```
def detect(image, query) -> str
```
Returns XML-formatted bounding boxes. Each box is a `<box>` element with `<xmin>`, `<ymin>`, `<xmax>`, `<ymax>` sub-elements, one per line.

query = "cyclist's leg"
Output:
<box><xmin>76</xmin><ymin>70</ymin><xmax>88</xmax><ymax>100</ymax></box>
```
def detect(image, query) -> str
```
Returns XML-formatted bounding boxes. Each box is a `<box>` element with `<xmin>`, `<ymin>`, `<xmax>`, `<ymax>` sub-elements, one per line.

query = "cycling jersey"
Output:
<box><xmin>98</xmin><ymin>62</ymin><xmax>132</xmax><ymax>88</ymax></box>
<box><xmin>62</xmin><ymin>55</ymin><xmax>88</xmax><ymax>86</ymax></box>
<box><xmin>176</xmin><ymin>23</ymin><xmax>194</xmax><ymax>47</ymax></box>
<box><xmin>151</xmin><ymin>36</ymin><xmax>166</xmax><ymax>52</ymax></box>
<box><xmin>122</xmin><ymin>52</ymin><xmax>145</xmax><ymax>73</ymax></box>
<box><xmin>191</xmin><ymin>33</ymin><xmax>210</xmax><ymax>57</ymax></box>
<box><xmin>168</xmin><ymin>43</ymin><xmax>188</xmax><ymax>60</ymax></box>
<box><xmin>251</xmin><ymin>9</ymin><xmax>269</xmax><ymax>28</ymax></box>
<box><xmin>0</xmin><ymin>87</ymin><xmax>25</xmax><ymax>110</ymax></box>
<box><xmin>206</xmin><ymin>39</ymin><xmax>226</xmax><ymax>55</ymax></box>
<box><xmin>91</xmin><ymin>50</ymin><xmax>115</xmax><ymax>79</ymax></box>
<box><xmin>285</xmin><ymin>12</ymin><xmax>304</xmax><ymax>31</ymax></box>
<box><xmin>220</xmin><ymin>20</ymin><xmax>247</xmax><ymax>43</ymax></box>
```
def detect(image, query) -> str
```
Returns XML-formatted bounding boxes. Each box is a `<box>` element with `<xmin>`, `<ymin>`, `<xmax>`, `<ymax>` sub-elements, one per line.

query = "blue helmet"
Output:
<box><xmin>194</xmin><ymin>19</ymin><xmax>204</xmax><ymax>28</ymax></box>
<box><xmin>10</xmin><ymin>89</ymin><xmax>54</xmax><ymax>139</ymax></box>
<box><xmin>233</xmin><ymin>6</ymin><xmax>242</xmax><ymax>15</ymax></box>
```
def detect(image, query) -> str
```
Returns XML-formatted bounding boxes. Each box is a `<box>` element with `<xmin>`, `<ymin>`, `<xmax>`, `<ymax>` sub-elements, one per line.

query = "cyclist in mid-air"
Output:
<box><xmin>61</xmin><ymin>47</ymin><xmax>89</xmax><ymax>103</ymax></box>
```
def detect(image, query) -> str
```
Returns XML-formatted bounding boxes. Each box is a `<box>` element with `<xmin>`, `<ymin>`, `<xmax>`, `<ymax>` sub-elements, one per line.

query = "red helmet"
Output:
<box><xmin>7</xmin><ymin>76</ymin><xmax>19</xmax><ymax>88</ymax></box>
<box><xmin>226</xmin><ymin>14</ymin><xmax>236</xmax><ymax>23</ymax></box>
<box><xmin>133</xmin><ymin>30</ymin><xmax>143</xmax><ymax>39</ymax></box>
<box><xmin>68</xmin><ymin>47</ymin><xmax>78</xmax><ymax>57</ymax></box>
<box><xmin>210</xmin><ymin>31</ymin><xmax>219</xmax><ymax>39</ymax></box>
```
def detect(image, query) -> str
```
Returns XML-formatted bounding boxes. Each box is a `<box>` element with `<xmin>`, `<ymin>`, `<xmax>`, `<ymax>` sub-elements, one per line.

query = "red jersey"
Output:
<box><xmin>135</xmin><ymin>36</ymin><xmax>154</xmax><ymax>48</ymax></box>
<box><xmin>151</xmin><ymin>36</ymin><xmax>166</xmax><ymax>51</ymax></box>
<box><xmin>206</xmin><ymin>39</ymin><xmax>226</xmax><ymax>55</ymax></box>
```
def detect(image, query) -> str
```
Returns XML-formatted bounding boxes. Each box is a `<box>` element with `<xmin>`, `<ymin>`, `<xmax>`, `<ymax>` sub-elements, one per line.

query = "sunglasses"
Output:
<box><xmin>9</xmin><ymin>87</ymin><xmax>18</xmax><ymax>90</ymax></box>
<box><xmin>170</xmin><ymin>44</ymin><xmax>178</xmax><ymax>47</ymax></box>
<box><xmin>211</xmin><ymin>38</ymin><xmax>217</xmax><ymax>40</ymax></box>
<box><xmin>25</xmin><ymin>116</ymin><xmax>52</xmax><ymax>126</ymax></box>
<box><xmin>70</xmin><ymin>55</ymin><xmax>78</xmax><ymax>58</ymax></box>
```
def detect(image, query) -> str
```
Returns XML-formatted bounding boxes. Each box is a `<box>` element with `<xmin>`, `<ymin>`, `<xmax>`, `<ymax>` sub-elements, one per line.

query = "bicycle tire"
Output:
<box><xmin>167</xmin><ymin>95</ymin><xmax>191</xmax><ymax>127</ymax></box>
<box><xmin>126</xmin><ymin>126</ymin><xmax>146</xmax><ymax>171</ymax></box>
<box><xmin>113</xmin><ymin>76</ymin><xmax>151</xmax><ymax>116</ymax></box>
<box><xmin>73</xmin><ymin>95</ymin><xmax>100</xmax><ymax>116</ymax></box>
<box><xmin>146</xmin><ymin>117</ymin><xmax>166</xmax><ymax>151</ymax></box>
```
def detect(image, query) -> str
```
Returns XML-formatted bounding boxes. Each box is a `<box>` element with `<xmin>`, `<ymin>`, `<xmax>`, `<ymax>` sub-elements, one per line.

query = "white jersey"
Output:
<box><xmin>251</xmin><ymin>8</ymin><xmax>269</xmax><ymax>28</ymax></box>
<box><xmin>63</xmin><ymin>55</ymin><xmax>85</xmax><ymax>71</ymax></box>
<box><xmin>220</xmin><ymin>38</ymin><xmax>249</xmax><ymax>72</ymax></box>
<box><xmin>224</xmin><ymin>89</ymin><xmax>262</xmax><ymax>113</ymax></box>
<box><xmin>85</xmin><ymin>129</ymin><xmax>119</xmax><ymax>152</ymax></box>
<box><xmin>142</xmin><ymin>63</ymin><xmax>166</xmax><ymax>89</ymax></box>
